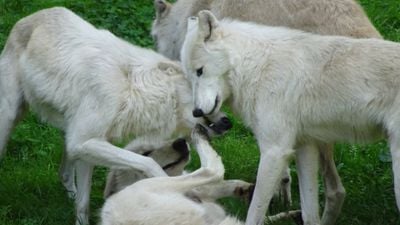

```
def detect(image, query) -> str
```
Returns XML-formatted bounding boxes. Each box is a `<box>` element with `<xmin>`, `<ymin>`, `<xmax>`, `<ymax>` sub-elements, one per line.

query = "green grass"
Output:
<box><xmin>0</xmin><ymin>0</ymin><xmax>400</xmax><ymax>225</ymax></box>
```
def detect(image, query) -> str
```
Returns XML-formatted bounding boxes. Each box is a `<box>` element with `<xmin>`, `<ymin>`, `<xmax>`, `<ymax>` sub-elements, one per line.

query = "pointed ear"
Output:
<box><xmin>154</xmin><ymin>0</ymin><xmax>171</xmax><ymax>20</ymax></box>
<box><xmin>197</xmin><ymin>10</ymin><xmax>219</xmax><ymax>42</ymax></box>
<box><xmin>158</xmin><ymin>61</ymin><xmax>183</xmax><ymax>76</ymax></box>
<box><xmin>187</xmin><ymin>16</ymin><xmax>199</xmax><ymax>32</ymax></box>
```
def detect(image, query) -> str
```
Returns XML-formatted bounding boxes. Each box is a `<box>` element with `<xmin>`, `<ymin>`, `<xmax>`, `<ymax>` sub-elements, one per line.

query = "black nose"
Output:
<box><xmin>192</xmin><ymin>108</ymin><xmax>204</xmax><ymax>117</ymax></box>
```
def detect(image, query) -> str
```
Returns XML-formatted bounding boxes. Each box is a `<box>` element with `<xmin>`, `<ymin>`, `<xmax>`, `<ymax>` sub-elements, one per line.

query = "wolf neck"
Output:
<box><xmin>170</xmin><ymin>75</ymin><xmax>197</xmax><ymax>137</ymax></box>
<box><xmin>219</xmin><ymin>20</ymin><xmax>307</xmax><ymax>129</ymax></box>
<box><xmin>220</xmin><ymin>23</ymin><xmax>274</xmax><ymax>128</ymax></box>
<box><xmin>107</xmin><ymin>56</ymin><xmax>181</xmax><ymax>142</ymax></box>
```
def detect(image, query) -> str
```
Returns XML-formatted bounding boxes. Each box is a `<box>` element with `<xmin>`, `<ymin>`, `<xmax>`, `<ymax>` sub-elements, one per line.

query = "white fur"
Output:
<box><xmin>103</xmin><ymin>138</ymin><xmax>191</xmax><ymax>198</ymax></box>
<box><xmin>100</xmin><ymin>126</ymin><xmax>251</xmax><ymax>225</ymax></box>
<box><xmin>152</xmin><ymin>1</ymin><xmax>381</xmax><ymax>220</ymax></box>
<box><xmin>152</xmin><ymin>0</ymin><xmax>381</xmax><ymax>61</ymax></box>
<box><xmin>0</xmin><ymin>7</ymin><xmax>224</xmax><ymax>225</ymax></box>
<box><xmin>181</xmin><ymin>11</ymin><xmax>400</xmax><ymax>225</ymax></box>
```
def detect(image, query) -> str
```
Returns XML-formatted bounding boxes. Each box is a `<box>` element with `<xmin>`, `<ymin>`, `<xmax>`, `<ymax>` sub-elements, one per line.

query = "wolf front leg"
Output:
<box><xmin>68</xmin><ymin>138</ymin><xmax>168</xmax><ymax>225</ymax></box>
<box><xmin>74</xmin><ymin>160</ymin><xmax>93</xmax><ymax>225</ymax></box>
<box><xmin>144</xmin><ymin>124</ymin><xmax>224</xmax><ymax>193</ymax></box>
<box><xmin>245</xmin><ymin>141</ymin><xmax>295</xmax><ymax>225</ymax></box>
<box><xmin>70</xmin><ymin>139</ymin><xmax>168</xmax><ymax>177</ymax></box>
<box><xmin>296</xmin><ymin>144</ymin><xmax>320</xmax><ymax>225</ymax></box>
<box><xmin>191</xmin><ymin>124</ymin><xmax>224</xmax><ymax>178</ymax></box>
<box><xmin>102</xmin><ymin>136</ymin><xmax>171</xmax><ymax>198</ymax></box>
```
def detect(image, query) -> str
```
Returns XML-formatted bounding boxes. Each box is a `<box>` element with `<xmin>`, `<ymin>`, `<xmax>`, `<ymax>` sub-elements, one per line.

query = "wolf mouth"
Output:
<box><xmin>162</xmin><ymin>155</ymin><xmax>188</xmax><ymax>170</ymax></box>
<box><xmin>208</xmin><ymin>96</ymin><xmax>219</xmax><ymax>116</ymax></box>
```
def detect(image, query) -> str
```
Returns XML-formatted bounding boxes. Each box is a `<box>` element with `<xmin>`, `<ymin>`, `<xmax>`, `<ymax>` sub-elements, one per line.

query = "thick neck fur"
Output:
<box><xmin>217</xmin><ymin>21</ymin><xmax>308</xmax><ymax>128</ymax></box>
<box><xmin>97</xmin><ymin>40</ymin><xmax>194</xmax><ymax>141</ymax></box>
<box><xmin>107</xmin><ymin>60</ymin><xmax>194</xmax><ymax>142</ymax></box>
<box><xmin>107</xmin><ymin>62</ymin><xmax>176</xmax><ymax>141</ymax></box>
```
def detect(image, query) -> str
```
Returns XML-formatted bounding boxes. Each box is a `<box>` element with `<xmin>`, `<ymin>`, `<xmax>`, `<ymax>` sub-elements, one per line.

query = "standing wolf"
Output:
<box><xmin>0</xmin><ymin>7</ymin><xmax>231</xmax><ymax>225</ymax></box>
<box><xmin>152</xmin><ymin>0</ymin><xmax>382</xmax><ymax>224</ymax></box>
<box><xmin>181</xmin><ymin>11</ymin><xmax>400</xmax><ymax>225</ymax></box>
<box><xmin>151</xmin><ymin>0</ymin><xmax>381</xmax><ymax>61</ymax></box>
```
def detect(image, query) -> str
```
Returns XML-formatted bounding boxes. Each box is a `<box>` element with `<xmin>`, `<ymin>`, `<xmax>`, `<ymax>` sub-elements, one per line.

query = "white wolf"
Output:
<box><xmin>100</xmin><ymin>124</ymin><xmax>255</xmax><ymax>225</ymax></box>
<box><xmin>0</xmin><ymin>7</ymin><xmax>231</xmax><ymax>225</ymax></box>
<box><xmin>151</xmin><ymin>0</ymin><xmax>381</xmax><ymax>61</ymax></box>
<box><xmin>181</xmin><ymin>11</ymin><xmax>400</xmax><ymax>225</ymax></box>
<box><xmin>103</xmin><ymin>138</ymin><xmax>191</xmax><ymax>198</ymax></box>
<box><xmin>151</xmin><ymin>0</ymin><xmax>382</xmax><ymax>218</ymax></box>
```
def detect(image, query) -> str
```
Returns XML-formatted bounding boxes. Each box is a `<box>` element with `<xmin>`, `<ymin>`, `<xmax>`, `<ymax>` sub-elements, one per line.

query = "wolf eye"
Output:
<box><xmin>196</xmin><ymin>67</ymin><xmax>203</xmax><ymax>77</ymax></box>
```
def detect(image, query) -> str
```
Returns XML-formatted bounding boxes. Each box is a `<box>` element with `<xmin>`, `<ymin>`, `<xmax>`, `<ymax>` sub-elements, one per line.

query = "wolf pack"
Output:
<box><xmin>0</xmin><ymin>0</ymin><xmax>398</xmax><ymax>225</ymax></box>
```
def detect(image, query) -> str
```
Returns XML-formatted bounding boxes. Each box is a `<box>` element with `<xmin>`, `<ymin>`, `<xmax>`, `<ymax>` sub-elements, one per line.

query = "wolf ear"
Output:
<box><xmin>158</xmin><ymin>61</ymin><xmax>183</xmax><ymax>76</ymax></box>
<box><xmin>197</xmin><ymin>10</ymin><xmax>219</xmax><ymax>42</ymax></box>
<box><xmin>190</xmin><ymin>0</ymin><xmax>214</xmax><ymax>15</ymax></box>
<box><xmin>154</xmin><ymin>0</ymin><xmax>171</xmax><ymax>20</ymax></box>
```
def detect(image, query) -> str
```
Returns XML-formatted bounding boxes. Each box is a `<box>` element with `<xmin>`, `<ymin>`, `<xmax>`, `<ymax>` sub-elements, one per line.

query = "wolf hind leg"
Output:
<box><xmin>59</xmin><ymin>149</ymin><xmax>77</xmax><ymax>199</ymax></box>
<box><xmin>319</xmin><ymin>143</ymin><xmax>345</xmax><ymax>225</ymax></box>
<box><xmin>191</xmin><ymin>179</ymin><xmax>254</xmax><ymax>201</ymax></box>
<box><xmin>388</xmin><ymin>126</ymin><xmax>400</xmax><ymax>213</ymax></box>
<box><xmin>0</xmin><ymin>57</ymin><xmax>26</xmax><ymax>160</ymax></box>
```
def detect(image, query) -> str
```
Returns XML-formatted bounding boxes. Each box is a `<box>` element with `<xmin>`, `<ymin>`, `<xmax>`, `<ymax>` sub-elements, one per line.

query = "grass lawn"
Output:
<box><xmin>0</xmin><ymin>0</ymin><xmax>400</xmax><ymax>225</ymax></box>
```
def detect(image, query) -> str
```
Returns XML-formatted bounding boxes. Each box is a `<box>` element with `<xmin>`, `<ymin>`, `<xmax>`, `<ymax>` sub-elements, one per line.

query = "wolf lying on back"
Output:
<box><xmin>101</xmin><ymin>125</ymin><xmax>253</xmax><ymax>225</ymax></box>
<box><xmin>0</xmin><ymin>7</ymin><xmax>231</xmax><ymax>225</ymax></box>
<box><xmin>181</xmin><ymin>11</ymin><xmax>400</xmax><ymax>225</ymax></box>
<box><xmin>104</xmin><ymin>116</ymin><xmax>232</xmax><ymax>197</ymax></box>
<box><xmin>104</xmin><ymin>138</ymin><xmax>191</xmax><ymax>197</ymax></box>
<box><xmin>152</xmin><ymin>0</ymin><xmax>382</xmax><ymax>220</ymax></box>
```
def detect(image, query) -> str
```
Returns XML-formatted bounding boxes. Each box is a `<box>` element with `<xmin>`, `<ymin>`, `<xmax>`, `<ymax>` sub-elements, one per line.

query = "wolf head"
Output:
<box><xmin>157</xmin><ymin>59</ymin><xmax>232</xmax><ymax>135</ymax></box>
<box><xmin>104</xmin><ymin>138</ymin><xmax>191</xmax><ymax>198</ymax></box>
<box><xmin>151</xmin><ymin>0</ymin><xmax>215</xmax><ymax>60</ymax></box>
<box><xmin>151</xmin><ymin>0</ymin><xmax>177</xmax><ymax>59</ymax></box>
<box><xmin>181</xmin><ymin>10</ymin><xmax>232</xmax><ymax>119</ymax></box>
